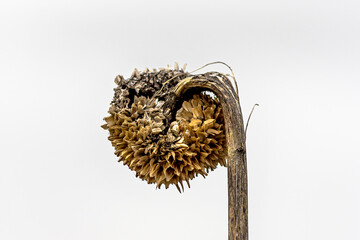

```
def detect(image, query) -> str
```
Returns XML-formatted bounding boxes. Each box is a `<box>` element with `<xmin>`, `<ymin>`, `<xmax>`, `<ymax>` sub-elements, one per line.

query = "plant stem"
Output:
<box><xmin>175</xmin><ymin>75</ymin><xmax>248</xmax><ymax>240</ymax></box>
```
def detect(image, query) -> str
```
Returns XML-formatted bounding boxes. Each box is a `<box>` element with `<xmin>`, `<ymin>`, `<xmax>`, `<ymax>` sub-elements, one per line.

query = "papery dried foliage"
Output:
<box><xmin>102</xmin><ymin>65</ymin><xmax>227</xmax><ymax>192</ymax></box>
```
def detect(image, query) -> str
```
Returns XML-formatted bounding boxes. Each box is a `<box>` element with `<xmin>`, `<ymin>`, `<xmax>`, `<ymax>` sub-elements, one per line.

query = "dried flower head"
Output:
<box><xmin>102</xmin><ymin>64</ymin><xmax>227</xmax><ymax>192</ymax></box>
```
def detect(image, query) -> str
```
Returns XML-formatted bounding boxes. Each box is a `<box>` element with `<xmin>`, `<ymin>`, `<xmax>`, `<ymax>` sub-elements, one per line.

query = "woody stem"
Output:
<box><xmin>174</xmin><ymin>76</ymin><xmax>248</xmax><ymax>240</ymax></box>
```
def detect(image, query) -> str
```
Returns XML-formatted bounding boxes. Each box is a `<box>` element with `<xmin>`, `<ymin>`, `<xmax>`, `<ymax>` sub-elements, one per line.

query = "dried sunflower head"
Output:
<box><xmin>102</xmin><ymin>64</ymin><xmax>227</xmax><ymax>192</ymax></box>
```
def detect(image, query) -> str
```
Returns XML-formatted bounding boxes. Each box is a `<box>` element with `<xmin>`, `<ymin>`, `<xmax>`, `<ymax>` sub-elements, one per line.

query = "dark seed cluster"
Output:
<box><xmin>102</xmin><ymin>64</ymin><xmax>227</xmax><ymax>192</ymax></box>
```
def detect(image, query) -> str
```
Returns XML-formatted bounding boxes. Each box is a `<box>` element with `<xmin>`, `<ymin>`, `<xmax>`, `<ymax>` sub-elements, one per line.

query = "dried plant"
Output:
<box><xmin>102</xmin><ymin>64</ymin><xmax>227</xmax><ymax>192</ymax></box>
<box><xmin>102</xmin><ymin>62</ymin><xmax>250</xmax><ymax>239</ymax></box>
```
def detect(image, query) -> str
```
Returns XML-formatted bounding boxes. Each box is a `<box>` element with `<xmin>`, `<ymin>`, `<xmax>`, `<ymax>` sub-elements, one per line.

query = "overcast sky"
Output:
<box><xmin>1</xmin><ymin>0</ymin><xmax>359</xmax><ymax>239</ymax></box>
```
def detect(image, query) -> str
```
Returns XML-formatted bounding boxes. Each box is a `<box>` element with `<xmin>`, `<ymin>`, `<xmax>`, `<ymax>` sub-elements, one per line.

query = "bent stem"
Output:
<box><xmin>174</xmin><ymin>75</ymin><xmax>248</xmax><ymax>240</ymax></box>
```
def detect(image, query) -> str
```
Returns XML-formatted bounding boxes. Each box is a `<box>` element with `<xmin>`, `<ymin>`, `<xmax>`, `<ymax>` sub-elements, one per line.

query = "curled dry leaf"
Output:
<box><xmin>102</xmin><ymin>64</ymin><xmax>227</xmax><ymax>192</ymax></box>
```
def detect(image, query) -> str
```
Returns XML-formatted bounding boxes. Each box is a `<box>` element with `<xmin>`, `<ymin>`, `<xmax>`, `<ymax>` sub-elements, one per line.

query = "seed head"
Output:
<box><xmin>102</xmin><ymin>64</ymin><xmax>227</xmax><ymax>192</ymax></box>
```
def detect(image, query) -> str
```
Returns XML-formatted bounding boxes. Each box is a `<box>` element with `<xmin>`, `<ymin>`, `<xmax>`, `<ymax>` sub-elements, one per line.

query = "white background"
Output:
<box><xmin>1</xmin><ymin>0</ymin><xmax>359</xmax><ymax>239</ymax></box>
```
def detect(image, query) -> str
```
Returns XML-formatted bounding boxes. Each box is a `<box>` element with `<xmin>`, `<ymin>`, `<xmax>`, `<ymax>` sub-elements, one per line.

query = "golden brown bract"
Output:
<box><xmin>102</xmin><ymin>67</ymin><xmax>227</xmax><ymax>192</ymax></box>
